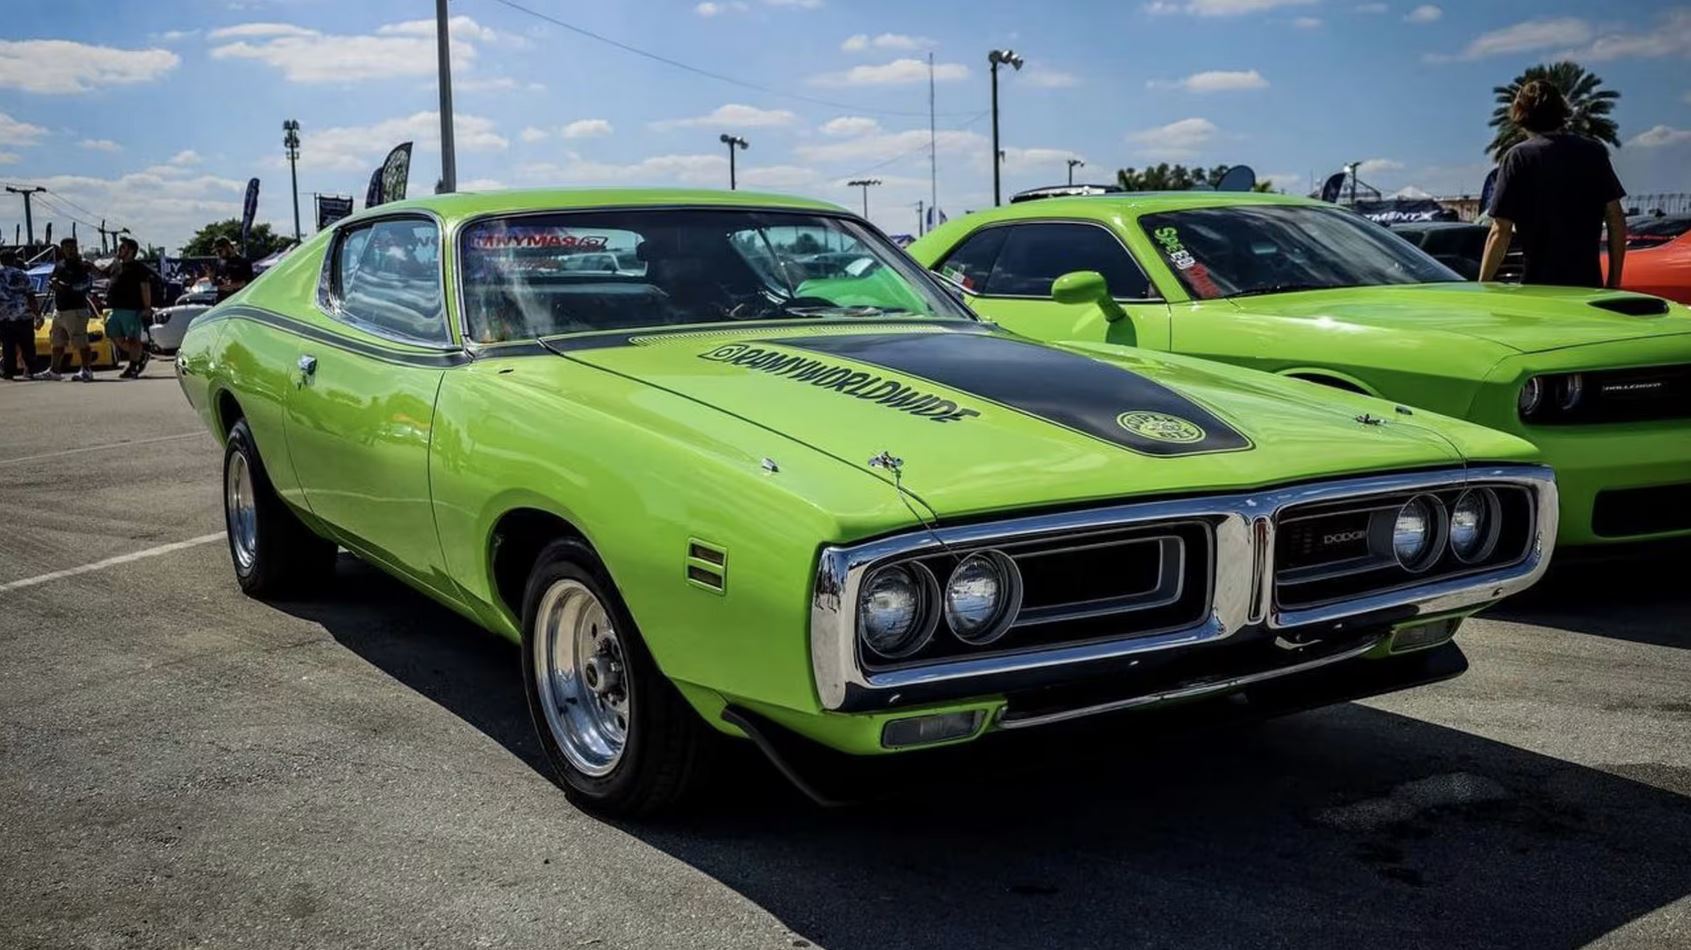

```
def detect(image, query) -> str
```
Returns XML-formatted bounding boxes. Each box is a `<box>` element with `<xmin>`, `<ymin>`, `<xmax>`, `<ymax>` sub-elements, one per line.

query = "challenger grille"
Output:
<box><xmin>1529</xmin><ymin>364</ymin><xmax>1691</xmax><ymax>425</ymax></box>
<box><xmin>1592</xmin><ymin>482</ymin><xmax>1691</xmax><ymax>538</ymax></box>
<box><xmin>1274</xmin><ymin>483</ymin><xmax>1536</xmax><ymax>609</ymax></box>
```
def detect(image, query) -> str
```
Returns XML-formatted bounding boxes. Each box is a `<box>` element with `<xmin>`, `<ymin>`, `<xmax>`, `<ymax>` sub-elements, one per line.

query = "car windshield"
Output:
<box><xmin>459</xmin><ymin>208</ymin><xmax>970</xmax><ymax>343</ymax></box>
<box><xmin>1138</xmin><ymin>204</ymin><xmax>1462</xmax><ymax>300</ymax></box>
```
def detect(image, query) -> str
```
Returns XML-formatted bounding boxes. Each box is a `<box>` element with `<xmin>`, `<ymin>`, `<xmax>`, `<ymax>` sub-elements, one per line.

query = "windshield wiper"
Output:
<box><xmin>776</xmin><ymin>305</ymin><xmax>917</xmax><ymax>318</ymax></box>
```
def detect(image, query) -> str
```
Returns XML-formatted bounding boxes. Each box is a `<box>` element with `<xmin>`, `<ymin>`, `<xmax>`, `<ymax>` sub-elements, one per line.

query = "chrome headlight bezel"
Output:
<box><xmin>1448</xmin><ymin>487</ymin><xmax>1502</xmax><ymax>564</ymax></box>
<box><xmin>1391</xmin><ymin>494</ymin><xmax>1447</xmax><ymax>573</ymax></box>
<box><xmin>856</xmin><ymin>562</ymin><xmax>940</xmax><ymax>661</ymax></box>
<box><xmin>942</xmin><ymin>550</ymin><xmax>1024</xmax><ymax>646</ymax></box>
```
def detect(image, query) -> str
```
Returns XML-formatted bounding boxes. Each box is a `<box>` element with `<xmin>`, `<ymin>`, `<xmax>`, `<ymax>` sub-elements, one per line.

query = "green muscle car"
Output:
<box><xmin>909</xmin><ymin>192</ymin><xmax>1691</xmax><ymax>549</ymax></box>
<box><xmin>177</xmin><ymin>188</ymin><xmax>1557</xmax><ymax>815</ymax></box>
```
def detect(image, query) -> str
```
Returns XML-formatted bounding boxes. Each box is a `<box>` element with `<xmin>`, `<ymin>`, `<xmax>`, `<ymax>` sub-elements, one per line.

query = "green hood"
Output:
<box><xmin>557</xmin><ymin>323</ymin><xmax>1478</xmax><ymax>519</ymax></box>
<box><xmin>1231</xmin><ymin>282</ymin><xmax>1691</xmax><ymax>355</ymax></box>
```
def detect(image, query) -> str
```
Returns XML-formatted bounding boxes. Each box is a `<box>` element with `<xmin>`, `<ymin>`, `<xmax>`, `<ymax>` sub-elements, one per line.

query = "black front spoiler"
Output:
<box><xmin>722</xmin><ymin>642</ymin><xmax>1468</xmax><ymax>807</ymax></box>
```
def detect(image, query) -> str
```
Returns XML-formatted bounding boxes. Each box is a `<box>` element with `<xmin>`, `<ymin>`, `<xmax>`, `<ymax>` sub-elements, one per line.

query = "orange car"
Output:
<box><xmin>1605</xmin><ymin>216</ymin><xmax>1691</xmax><ymax>305</ymax></box>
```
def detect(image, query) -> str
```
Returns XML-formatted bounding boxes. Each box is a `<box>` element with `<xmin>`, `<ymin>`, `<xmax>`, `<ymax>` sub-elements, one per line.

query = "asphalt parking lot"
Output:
<box><xmin>1</xmin><ymin>367</ymin><xmax>1687</xmax><ymax>950</ymax></box>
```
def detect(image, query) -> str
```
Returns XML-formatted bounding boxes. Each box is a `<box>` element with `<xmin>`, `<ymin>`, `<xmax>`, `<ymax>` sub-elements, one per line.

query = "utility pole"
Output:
<box><xmin>435</xmin><ymin>0</ymin><xmax>458</xmax><ymax>194</ymax></box>
<box><xmin>283</xmin><ymin>120</ymin><xmax>302</xmax><ymax>242</ymax></box>
<box><xmin>915</xmin><ymin>200</ymin><xmax>924</xmax><ymax>237</ymax></box>
<box><xmin>97</xmin><ymin>221</ymin><xmax>128</xmax><ymax>253</ymax></box>
<box><xmin>719</xmin><ymin>134</ymin><xmax>748</xmax><ymax>190</ymax></box>
<box><xmin>928</xmin><ymin>51</ymin><xmax>937</xmax><ymax>228</ymax></box>
<box><xmin>847</xmin><ymin>179</ymin><xmax>881</xmax><ymax>218</ymax></box>
<box><xmin>987</xmin><ymin>49</ymin><xmax>1023</xmax><ymax>207</ymax></box>
<box><xmin>1067</xmin><ymin>158</ymin><xmax>1085</xmax><ymax>185</ymax></box>
<box><xmin>1346</xmin><ymin>161</ymin><xmax>1361</xmax><ymax>204</ymax></box>
<box><xmin>5</xmin><ymin>186</ymin><xmax>46</xmax><ymax>245</ymax></box>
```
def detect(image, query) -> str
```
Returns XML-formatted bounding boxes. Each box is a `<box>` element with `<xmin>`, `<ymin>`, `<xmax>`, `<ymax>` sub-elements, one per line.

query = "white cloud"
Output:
<box><xmin>0</xmin><ymin>40</ymin><xmax>179</xmax><ymax>94</ymax></box>
<box><xmin>0</xmin><ymin>152</ymin><xmax>19</xmax><ymax>165</ymax></box>
<box><xmin>651</xmin><ymin>103</ymin><xmax>799</xmax><ymax>130</ymax></box>
<box><xmin>169</xmin><ymin>149</ymin><xmax>200</xmax><ymax>165</ymax></box>
<box><xmin>299</xmin><ymin>111</ymin><xmax>506</xmax><ymax>172</ymax></box>
<box><xmin>841</xmin><ymin>34</ymin><xmax>869</xmax><ymax>51</ymax></box>
<box><xmin>26</xmin><ymin>167</ymin><xmax>248</xmax><ymax>252</ymax></box>
<box><xmin>1149</xmin><ymin>69</ymin><xmax>1268</xmax><ymax>93</ymax></box>
<box><xmin>521</xmin><ymin>153</ymin><xmax>731</xmax><ymax>187</ymax></box>
<box><xmin>1127</xmin><ymin>117</ymin><xmax>1219</xmax><ymax>160</ymax></box>
<box><xmin>1146</xmin><ymin>0</ymin><xmax>1316</xmax><ymax>16</ymax></box>
<box><xmin>79</xmin><ymin>138</ymin><xmax>122</xmax><ymax>152</ymax></box>
<box><xmin>1354</xmin><ymin>3</ymin><xmax>1387</xmax><ymax>12</ymax></box>
<box><xmin>795</xmin><ymin>128</ymin><xmax>987</xmax><ymax>165</ymax></box>
<box><xmin>0</xmin><ymin>111</ymin><xmax>48</xmax><ymax>147</ymax></box>
<box><xmin>1445</xmin><ymin>17</ymin><xmax>1593</xmax><ymax>61</ymax></box>
<box><xmin>740</xmin><ymin>165</ymin><xmax>825</xmax><ymax>189</ymax></box>
<box><xmin>1557</xmin><ymin>9</ymin><xmax>1691</xmax><ymax>62</ymax></box>
<box><xmin>842</xmin><ymin>32</ymin><xmax>935</xmax><ymax>52</ymax></box>
<box><xmin>562</xmin><ymin>118</ymin><xmax>614</xmax><ymax>139</ymax></box>
<box><xmin>209</xmin><ymin>17</ymin><xmax>502</xmax><ymax>82</ymax></box>
<box><xmin>1357</xmin><ymin>158</ymin><xmax>1405</xmax><ymax>176</ymax></box>
<box><xmin>765</xmin><ymin>0</ymin><xmax>823</xmax><ymax>7</ymax></box>
<box><xmin>1024</xmin><ymin>69</ymin><xmax>1081</xmax><ymax>88</ymax></box>
<box><xmin>520</xmin><ymin>126</ymin><xmax>549</xmax><ymax>143</ymax></box>
<box><xmin>820</xmin><ymin>116</ymin><xmax>882</xmax><ymax>137</ymax></box>
<box><xmin>992</xmin><ymin>147</ymin><xmax>1085</xmax><ymax>175</ymax></box>
<box><xmin>810</xmin><ymin>58</ymin><xmax>969</xmax><ymax>86</ymax></box>
<box><xmin>1259</xmin><ymin>171</ymin><xmax>1304</xmax><ymax>193</ymax></box>
<box><xmin>1292</xmin><ymin>16</ymin><xmax>1323</xmax><ymax>28</ymax></box>
<box><xmin>152</xmin><ymin>29</ymin><xmax>201</xmax><ymax>43</ymax></box>
<box><xmin>459</xmin><ymin>177</ymin><xmax>507</xmax><ymax>191</ymax></box>
<box><xmin>456</xmin><ymin>76</ymin><xmax>544</xmax><ymax>93</ymax></box>
<box><xmin>1405</xmin><ymin>5</ymin><xmax>1442</xmax><ymax>24</ymax></box>
<box><xmin>695</xmin><ymin>1</ymin><xmax>749</xmax><ymax>16</ymax></box>
<box><xmin>1630</xmin><ymin>125</ymin><xmax>1691</xmax><ymax>148</ymax></box>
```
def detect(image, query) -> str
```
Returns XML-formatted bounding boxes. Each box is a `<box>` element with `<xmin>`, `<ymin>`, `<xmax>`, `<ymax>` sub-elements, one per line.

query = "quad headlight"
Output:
<box><xmin>858</xmin><ymin>563</ymin><xmax>937</xmax><ymax>659</ymax></box>
<box><xmin>857</xmin><ymin>549</ymin><xmax>1023</xmax><ymax>658</ymax></box>
<box><xmin>1449</xmin><ymin>488</ymin><xmax>1500</xmax><ymax>563</ymax></box>
<box><xmin>1392</xmin><ymin>495</ymin><xmax>1445</xmax><ymax>572</ymax></box>
<box><xmin>942</xmin><ymin>551</ymin><xmax>1022</xmax><ymax>645</ymax></box>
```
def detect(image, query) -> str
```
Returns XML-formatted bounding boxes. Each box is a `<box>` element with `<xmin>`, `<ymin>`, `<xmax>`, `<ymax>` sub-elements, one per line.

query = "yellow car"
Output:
<box><xmin>32</xmin><ymin>309</ymin><xmax>123</xmax><ymax>371</ymax></box>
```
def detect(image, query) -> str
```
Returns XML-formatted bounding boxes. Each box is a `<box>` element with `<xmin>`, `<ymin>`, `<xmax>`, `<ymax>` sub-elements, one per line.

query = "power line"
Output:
<box><xmin>479</xmin><ymin>0</ymin><xmax>975</xmax><ymax>119</ymax></box>
<box><xmin>841</xmin><ymin>110</ymin><xmax>988</xmax><ymax>181</ymax></box>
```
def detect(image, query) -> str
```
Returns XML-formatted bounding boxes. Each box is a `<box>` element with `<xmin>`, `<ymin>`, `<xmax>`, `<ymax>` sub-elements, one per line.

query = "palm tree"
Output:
<box><xmin>1486</xmin><ymin>61</ymin><xmax>1621</xmax><ymax>160</ymax></box>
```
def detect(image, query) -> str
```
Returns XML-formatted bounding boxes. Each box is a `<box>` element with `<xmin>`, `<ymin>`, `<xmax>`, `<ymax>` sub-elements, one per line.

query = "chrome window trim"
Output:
<box><xmin>450</xmin><ymin>203</ymin><xmax>978</xmax><ymax>347</ymax></box>
<box><xmin>810</xmin><ymin>464</ymin><xmax>1557</xmax><ymax>711</ymax></box>
<box><xmin>315</xmin><ymin>208</ymin><xmax>462</xmax><ymax>352</ymax></box>
<box><xmin>929</xmin><ymin>218</ymin><xmax>1164</xmax><ymax>304</ymax></box>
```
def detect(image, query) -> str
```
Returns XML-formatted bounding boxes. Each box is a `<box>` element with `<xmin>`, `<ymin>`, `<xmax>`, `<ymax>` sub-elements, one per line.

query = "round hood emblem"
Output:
<box><xmin>1116</xmin><ymin>411</ymin><xmax>1205</xmax><ymax>444</ymax></box>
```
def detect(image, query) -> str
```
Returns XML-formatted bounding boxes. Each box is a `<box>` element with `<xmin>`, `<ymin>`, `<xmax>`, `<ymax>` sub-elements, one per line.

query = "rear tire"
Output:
<box><xmin>520</xmin><ymin>539</ymin><xmax>718</xmax><ymax>816</ymax></box>
<box><xmin>223</xmin><ymin>417</ymin><xmax>337</xmax><ymax>596</ymax></box>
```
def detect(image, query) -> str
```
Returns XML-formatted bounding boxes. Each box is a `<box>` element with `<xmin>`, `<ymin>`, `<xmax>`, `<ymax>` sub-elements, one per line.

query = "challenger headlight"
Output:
<box><xmin>1555</xmin><ymin>373</ymin><xmax>1585</xmax><ymax>412</ymax></box>
<box><xmin>858</xmin><ymin>563</ymin><xmax>936</xmax><ymax>659</ymax></box>
<box><xmin>1393</xmin><ymin>495</ymin><xmax>1444</xmax><ymax>572</ymax></box>
<box><xmin>1518</xmin><ymin>377</ymin><xmax>1544</xmax><ymax>417</ymax></box>
<box><xmin>1449</xmin><ymin>488</ymin><xmax>1499</xmax><ymax>563</ymax></box>
<box><xmin>943</xmin><ymin>551</ymin><xmax>1021</xmax><ymax>645</ymax></box>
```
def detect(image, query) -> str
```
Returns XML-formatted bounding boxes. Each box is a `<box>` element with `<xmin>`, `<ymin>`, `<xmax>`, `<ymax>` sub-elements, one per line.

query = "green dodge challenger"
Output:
<box><xmin>910</xmin><ymin>192</ymin><xmax>1691</xmax><ymax>549</ymax></box>
<box><xmin>178</xmin><ymin>188</ymin><xmax>1556</xmax><ymax>814</ymax></box>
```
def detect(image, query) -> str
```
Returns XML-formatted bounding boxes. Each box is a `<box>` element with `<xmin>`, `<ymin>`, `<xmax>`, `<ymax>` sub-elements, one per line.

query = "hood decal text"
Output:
<box><xmin>699</xmin><ymin>342</ymin><xmax>981</xmax><ymax>423</ymax></box>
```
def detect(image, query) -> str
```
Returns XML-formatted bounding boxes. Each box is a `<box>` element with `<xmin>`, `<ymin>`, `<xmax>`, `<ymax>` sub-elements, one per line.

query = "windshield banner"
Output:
<box><xmin>1352</xmin><ymin>198</ymin><xmax>1457</xmax><ymax>225</ymax></box>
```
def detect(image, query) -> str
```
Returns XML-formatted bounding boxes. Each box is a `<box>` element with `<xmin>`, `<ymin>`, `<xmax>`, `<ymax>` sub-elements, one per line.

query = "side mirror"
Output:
<box><xmin>1051</xmin><ymin>270</ymin><xmax>1126</xmax><ymax>322</ymax></box>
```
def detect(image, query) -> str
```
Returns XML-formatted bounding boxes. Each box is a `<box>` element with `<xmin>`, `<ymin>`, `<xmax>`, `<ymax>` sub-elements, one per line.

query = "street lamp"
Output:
<box><xmin>847</xmin><ymin>178</ymin><xmax>881</xmax><ymax>218</ymax></box>
<box><xmin>1067</xmin><ymin>157</ymin><xmax>1085</xmax><ymax>186</ymax></box>
<box><xmin>987</xmin><ymin>48</ymin><xmax>1023</xmax><ymax>207</ymax></box>
<box><xmin>283</xmin><ymin>119</ymin><xmax>302</xmax><ymax>241</ymax></box>
<box><xmin>719</xmin><ymin>134</ymin><xmax>749</xmax><ymax>190</ymax></box>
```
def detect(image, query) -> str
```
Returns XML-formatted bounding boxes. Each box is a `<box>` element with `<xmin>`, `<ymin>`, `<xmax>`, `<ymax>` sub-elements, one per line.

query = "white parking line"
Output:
<box><xmin>0</xmin><ymin>533</ymin><xmax>224</xmax><ymax>594</ymax></box>
<box><xmin>0</xmin><ymin>432</ymin><xmax>206</xmax><ymax>467</ymax></box>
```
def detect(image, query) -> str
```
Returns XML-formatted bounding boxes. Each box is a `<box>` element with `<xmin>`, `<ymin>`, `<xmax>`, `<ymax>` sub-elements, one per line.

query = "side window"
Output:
<box><xmin>933</xmin><ymin>228</ymin><xmax>1008</xmax><ymax>294</ymax></box>
<box><xmin>987</xmin><ymin>223</ymin><xmax>1153</xmax><ymax>299</ymax></box>
<box><xmin>332</xmin><ymin>218</ymin><xmax>449</xmax><ymax>344</ymax></box>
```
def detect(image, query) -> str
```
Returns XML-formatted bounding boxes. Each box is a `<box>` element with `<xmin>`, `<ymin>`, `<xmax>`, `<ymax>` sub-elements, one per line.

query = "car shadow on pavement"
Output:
<box><xmin>281</xmin><ymin>557</ymin><xmax>1691</xmax><ymax>950</ymax></box>
<box><xmin>1483</xmin><ymin>555</ymin><xmax>1690</xmax><ymax>649</ymax></box>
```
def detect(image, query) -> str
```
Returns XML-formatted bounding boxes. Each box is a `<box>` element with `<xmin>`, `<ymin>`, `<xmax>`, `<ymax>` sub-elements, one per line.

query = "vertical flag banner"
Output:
<box><xmin>380</xmin><ymin>142</ymin><xmax>414</xmax><ymax>205</ymax></box>
<box><xmin>240</xmin><ymin>177</ymin><xmax>261</xmax><ymax>251</ymax></box>
<box><xmin>366</xmin><ymin>167</ymin><xmax>384</xmax><ymax>209</ymax></box>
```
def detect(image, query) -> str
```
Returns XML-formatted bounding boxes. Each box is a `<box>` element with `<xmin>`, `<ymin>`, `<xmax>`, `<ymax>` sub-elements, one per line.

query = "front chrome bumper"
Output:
<box><xmin>811</xmin><ymin>465</ymin><xmax>1558</xmax><ymax>712</ymax></box>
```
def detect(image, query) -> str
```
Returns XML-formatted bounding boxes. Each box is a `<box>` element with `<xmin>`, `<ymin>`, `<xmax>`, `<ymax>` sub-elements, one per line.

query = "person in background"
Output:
<box><xmin>213</xmin><ymin>237</ymin><xmax>253</xmax><ymax>302</ymax></box>
<box><xmin>0</xmin><ymin>250</ymin><xmax>40</xmax><ymax>380</ymax></box>
<box><xmin>46</xmin><ymin>237</ymin><xmax>97</xmax><ymax>381</ymax></box>
<box><xmin>1481</xmin><ymin>79</ymin><xmax>1627</xmax><ymax>288</ymax></box>
<box><xmin>104</xmin><ymin>237</ymin><xmax>152</xmax><ymax>379</ymax></box>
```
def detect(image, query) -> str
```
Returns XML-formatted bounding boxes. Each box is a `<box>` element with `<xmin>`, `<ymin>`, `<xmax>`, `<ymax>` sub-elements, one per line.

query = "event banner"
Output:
<box><xmin>380</xmin><ymin>142</ymin><xmax>413</xmax><ymax>205</ymax></box>
<box><xmin>240</xmin><ymin>177</ymin><xmax>260</xmax><ymax>250</ymax></box>
<box><xmin>365</xmin><ymin>167</ymin><xmax>383</xmax><ymax>209</ymax></box>
<box><xmin>316</xmin><ymin>195</ymin><xmax>354</xmax><ymax>230</ymax></box>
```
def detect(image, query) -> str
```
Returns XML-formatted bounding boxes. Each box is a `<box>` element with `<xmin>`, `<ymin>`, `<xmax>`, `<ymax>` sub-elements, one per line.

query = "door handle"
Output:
<box><xmin>297</xmin><ymin>354</ymin><xmax>317</xmax><ymax>381</ymax></box>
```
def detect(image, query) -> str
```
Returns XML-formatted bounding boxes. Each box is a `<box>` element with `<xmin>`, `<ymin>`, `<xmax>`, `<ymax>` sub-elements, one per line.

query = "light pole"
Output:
<box><xmin>435</xmin><ymin>0</ymin><xmax>457</xmax><ymax>194</ymax></box>
<box><xmin>1344</xmin><ymin>161</ymin><xmax>1362</xmax><ymax>204</ymax></box>
<box><xmin>847</xmin><ymin>179</ymin><xmax>881</xmax><ymax>218</ymax></box>
<box><xmin>283</xmin><ymin>120</ymin><xmax>302</xmax><ymax>242</ymax></box>
<box><xmin>987</xmin><ymin>48</ymin><xmax>1023</xmax><ymax>207</ymax></box>
<box><xmin>1067</xmin><ymin>157</ymin><xmax>1085</xmax><ymax>186</ymax></box>
<box><xmin>719</xmin><ymin>134</ymin><xmax>748</xmax><ymax>190</ymax></box>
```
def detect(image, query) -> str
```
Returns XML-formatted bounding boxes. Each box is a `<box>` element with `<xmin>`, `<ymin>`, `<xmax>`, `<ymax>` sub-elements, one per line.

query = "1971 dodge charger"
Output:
<box><xmin>909</xmin><ymin>192</ymin><xmax>1691</xmax><ymax>549</ymax></box>
<box><xmin>177</xmin><ymin>188</ymin><xmax>1556</xmax><ymax>814</ymax></box>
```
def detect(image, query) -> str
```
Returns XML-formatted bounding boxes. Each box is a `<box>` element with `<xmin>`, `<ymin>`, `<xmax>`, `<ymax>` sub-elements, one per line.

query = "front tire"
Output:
<box><xmin>520</xmin><ymin>539</ymin><xmax>717</xmax><ymax>816</ymax></box>
<box><xmin>223</xmin><ymin>418</ymin><xmax>337</xmax><ymax>596</ymax></box>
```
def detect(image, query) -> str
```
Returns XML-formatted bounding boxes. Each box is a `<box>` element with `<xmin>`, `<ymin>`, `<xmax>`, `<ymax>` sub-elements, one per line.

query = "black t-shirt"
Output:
<box><xmin>107</xmin><ymin>260</ymin><xmax>152</xmax><ymax>310</ymax></box>
<box><xmin>1489</xmin><ymin>132</ymin><xmax>1625</xmax><ymax>288</ymax></box>
<box><xmin>50</xmin><ymin>258</ymin><xmax>93</xmax><ymax>311</ymax></box>
<box><xmin>216</xmin><ymin>254</ymin><xmax>254</xmax><ymax>301</ymax></box>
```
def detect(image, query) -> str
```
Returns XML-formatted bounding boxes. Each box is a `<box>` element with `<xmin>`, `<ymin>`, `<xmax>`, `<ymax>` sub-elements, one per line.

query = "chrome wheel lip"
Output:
<box><xmin>225</xmin><ymin>451</ymin><xmax>258</xmax><ymax>572</ymax></box>
<box><xmin>532</xmin><ymin>578</ymin><xmax>629</xmax><ymax>778</ymax></box>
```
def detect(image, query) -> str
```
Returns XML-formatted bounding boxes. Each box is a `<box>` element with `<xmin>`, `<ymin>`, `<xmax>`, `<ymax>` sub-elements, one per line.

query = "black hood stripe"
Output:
<box><xmin>771</xmin><ymin>333</ymin><xmax>1252</xmax><ymax>457</ymax></box>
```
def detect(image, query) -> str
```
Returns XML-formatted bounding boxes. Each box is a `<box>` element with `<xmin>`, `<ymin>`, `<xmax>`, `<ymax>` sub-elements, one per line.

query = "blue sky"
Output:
<box><xmin>2</xmin><ymin>0</ymin><xmax>1688</xmax><ymax>251</ymax></box>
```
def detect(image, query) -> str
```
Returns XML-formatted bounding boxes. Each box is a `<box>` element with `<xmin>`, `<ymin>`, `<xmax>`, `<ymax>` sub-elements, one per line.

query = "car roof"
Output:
<box><xmin>341</xmin><ymin>187</ymin><xmax>850</xmax><ymax>227</ymax></box>
<box><xmin>953</xmin><ymin>189</ymin><xmax>1323</xmax><ymax>226</ymax></box>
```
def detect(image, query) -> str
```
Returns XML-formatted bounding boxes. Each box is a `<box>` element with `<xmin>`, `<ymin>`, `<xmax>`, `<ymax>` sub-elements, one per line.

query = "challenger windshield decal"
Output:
<box><xmin>699</xmin><ymin>342</ymin><xmax>981</xmax><ymax>423</ymax></box>
<box><xmin>1150</xmin><ymin>226</ymin><xmax>1223</xmax><ymax>300</ymax></box>
<box><xmin>768</xmin><ymin>333</ymin><xmax>1252</xmax><ymax>457</ymax></box>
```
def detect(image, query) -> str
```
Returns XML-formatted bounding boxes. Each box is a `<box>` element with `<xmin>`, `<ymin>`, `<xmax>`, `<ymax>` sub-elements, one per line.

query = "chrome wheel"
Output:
<box><xmin>225</xmin><ymin>451</ymin><xmax>258</xmax><ymax>572</ymax></box>
<box><xmin>532</xmin><ymin>578</ymin><xmax>629</xmax><ymax>777</ymax></box>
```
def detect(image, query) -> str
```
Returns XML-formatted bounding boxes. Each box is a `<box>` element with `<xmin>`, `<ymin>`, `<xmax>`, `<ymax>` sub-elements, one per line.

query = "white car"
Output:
<box><xmin>147</xmin><ymin>304</ymin><xmax>210</xmax><ymax>355</ymax></box>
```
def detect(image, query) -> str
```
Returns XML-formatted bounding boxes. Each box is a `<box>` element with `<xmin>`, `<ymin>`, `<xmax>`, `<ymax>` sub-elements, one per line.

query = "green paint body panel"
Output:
<box><xmin>910</xmin><ymin>191</ymin><xmax>1691</xmax><ymax>547</ymax></box>
<box><xmin>176</xmin><ymin>188</ymin><xmax>1541</xmax><ymax>758</ymax></box>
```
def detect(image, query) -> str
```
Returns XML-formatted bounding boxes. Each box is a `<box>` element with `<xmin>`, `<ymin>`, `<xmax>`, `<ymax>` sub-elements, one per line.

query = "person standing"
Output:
<box><xmin>0</xmin><ymin>250</ymin><xmax>40</xmax><ymax>380</ymax></box>
<box><xmin>1480</xmin><ymin>79</ymin><xmax>1627</xmax><ymax>288</ymax></box>
<box><xmin>105</xmin><ymin>237</ymin><xmax>153</xmax><ymax>379</ymax></box>
<box><xmin>46</xmin><ymin>237</ymin><xmax>97</xmax><ymax>381</ymax></box>
<box><xmin>213</xmin><ymin>237</ymin><xmax>253</xmax><ymax>302</ymax></box>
